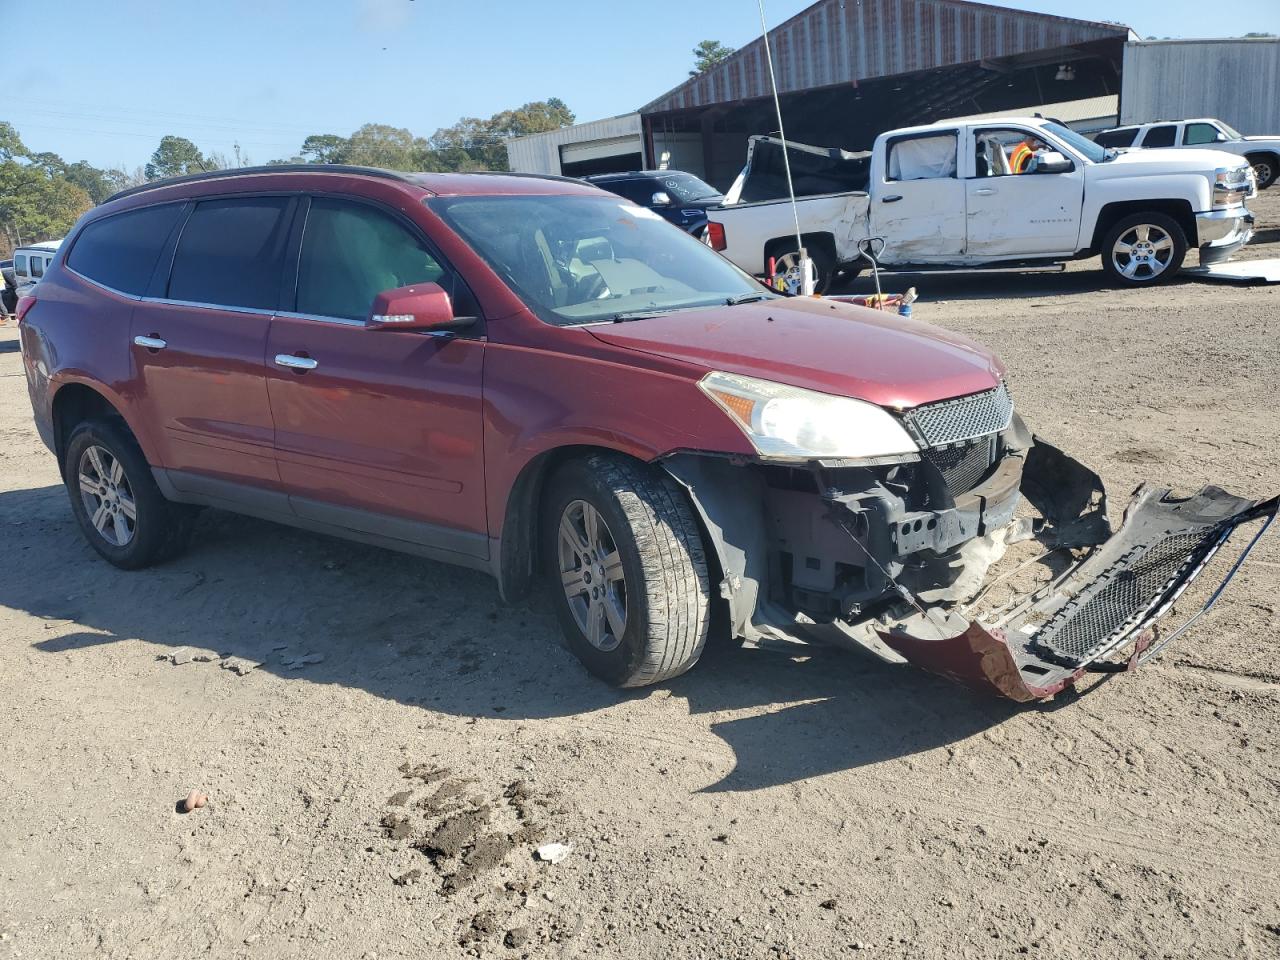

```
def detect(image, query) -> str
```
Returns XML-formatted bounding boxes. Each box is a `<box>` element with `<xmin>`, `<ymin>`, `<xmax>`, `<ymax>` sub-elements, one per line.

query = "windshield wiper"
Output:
<box><xmin>726</xmin><ymin>292</ymin><xmax>770</xmax><ymax>305</ymax></box>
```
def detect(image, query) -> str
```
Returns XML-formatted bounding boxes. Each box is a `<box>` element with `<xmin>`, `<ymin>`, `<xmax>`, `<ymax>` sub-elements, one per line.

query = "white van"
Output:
<box><xmin>13</xmin><ymin>240</ymin><xmax>63</xmax><ymax>297</ymax></box>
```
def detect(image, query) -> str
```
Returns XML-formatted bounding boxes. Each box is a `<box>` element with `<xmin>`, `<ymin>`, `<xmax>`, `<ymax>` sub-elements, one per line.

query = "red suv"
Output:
<box><xmin>18</xmin><ymin>166</ymin><xmax>1274</xmax><ymax>701</ymax></box>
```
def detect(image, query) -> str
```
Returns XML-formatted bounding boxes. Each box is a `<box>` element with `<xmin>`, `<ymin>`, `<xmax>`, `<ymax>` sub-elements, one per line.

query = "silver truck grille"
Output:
<box><xmin>904</xmin><ymin>382</ymin><xmax>1013</xmax><ymax>447</ymax></box>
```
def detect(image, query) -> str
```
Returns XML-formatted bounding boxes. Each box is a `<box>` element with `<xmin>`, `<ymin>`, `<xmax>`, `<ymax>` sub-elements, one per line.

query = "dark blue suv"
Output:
<box><xmin>584</xmin><ymin>171</ymin><xmax>723</xmax><ymax>235</ymax></box>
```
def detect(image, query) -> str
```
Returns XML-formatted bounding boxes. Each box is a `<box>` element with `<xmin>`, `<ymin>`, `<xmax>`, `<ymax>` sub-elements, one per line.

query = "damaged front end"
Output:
<box><xmin>663</xmin><ymin>383</ymin><xmax>1277</xmax><ymax>702</ymax></box>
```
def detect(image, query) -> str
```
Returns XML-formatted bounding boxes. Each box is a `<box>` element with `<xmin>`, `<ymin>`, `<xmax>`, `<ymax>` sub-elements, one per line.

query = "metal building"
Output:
<box><xmin>640</xmin><ymin>0</ymin><xmax>1133</xmax><ymax>187</ymax></box>
<box><xmin>506</xmin><ymin>113</ymin><xmax>643</xmax><ymax>178</ymax></box>
<box><xmin>1121</xmin><ymin>38</ymin><xmax>1280</xmax><ymax>135</ymax></box>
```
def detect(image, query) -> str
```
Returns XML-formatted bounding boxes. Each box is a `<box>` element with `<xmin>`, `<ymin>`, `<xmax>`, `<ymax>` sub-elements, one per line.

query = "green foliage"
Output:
<box><xmin>0</xmin><ymin>123</ymin><xmax>94</xmax><ymax>250</ymax></box>
<box><xmin>145</xmin><ymin>135</ymin><xmax>217</xmax><ymax>180</ymax></box>
<box><xmin>690</xmin><ymin>40</ymin><xmax>734</xmax><ymax>77</ymax></box>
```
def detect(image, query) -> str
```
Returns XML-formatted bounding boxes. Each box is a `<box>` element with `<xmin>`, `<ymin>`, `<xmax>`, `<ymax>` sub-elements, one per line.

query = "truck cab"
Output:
<box><xmin>1094</xmin><ymin>118</ymin><xmax>1280</xmax><ymax>189</ymax></box>
<box><xmin>13</xmin><ymin>240</ymin><xmax>64</xmax><ymax>298</ymax></box>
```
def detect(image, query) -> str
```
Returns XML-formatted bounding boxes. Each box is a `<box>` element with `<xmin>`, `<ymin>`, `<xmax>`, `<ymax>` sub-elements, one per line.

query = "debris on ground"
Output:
<box><xmin>535</xmin><ymin>842</ymin><xmax>573</xmax><ymax>864</ymax></box>
<box><xmin>180</xmin><ymin>790</ymin><xmax>207</xmax><ymax>813</ymax></box>
<box><xmin>220</xmin><ymin>656</ymin><xmax>260</xmax><ymax>676</ymax></box>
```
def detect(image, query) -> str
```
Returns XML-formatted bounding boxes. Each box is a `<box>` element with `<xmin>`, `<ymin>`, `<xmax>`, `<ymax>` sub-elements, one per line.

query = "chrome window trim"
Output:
<box><xmin>141</xmin><ymin>296</ymin><xmax>273</xmax><ymax>317</ymax></box>
<box><xmin>274</xmin><ymin>309</ymin><xmax>366</xmax><ymax>327</ymax></box>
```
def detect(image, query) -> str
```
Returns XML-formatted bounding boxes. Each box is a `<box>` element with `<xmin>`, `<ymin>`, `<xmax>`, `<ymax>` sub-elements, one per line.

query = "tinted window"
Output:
<box><xmin>1094</xmin><ymin>128</ymin><xmax>1138</xmax><ymax>148</ymax></box>
<box><xmin>30</xmin><ymin>257</ymin><xmax>45</xmax><ymax>278</ymax></box>
<box><xmin>1184</xmin><ymin>122</ymin><xmax>1220</xmax><ymax>145</ymax></box>
<box><xmin>67</xmin><ymin>203</ymin><xmax>185</xmax><ymax>295</ymax></box>
<box><xmin>887</xmin><ymin>133</ymin><xmax>957</xmax><ymax>180</ymax></box>
<box><xmin>597</xmin><ymin>179</ymin><xmax>652</xmax><ymax>204</ymax></box>
<box><xmin>295</xmin><ymin>198</ymin><xmax>445</xmax><ymax>321</ymax></box>
<box><xmin>168</xmin><ymin>197</ymin><xmax>292</xmax><ymax>310</ymax></box>
<box><xmin>15</xmin><ymin>254</ymin><xmax>27</xmax><ymax>276</ymax></box>
<box><xmin>1141</xmin><ymin>125</ymin><xmax>1176</xmax><ymax>148</ymax></box>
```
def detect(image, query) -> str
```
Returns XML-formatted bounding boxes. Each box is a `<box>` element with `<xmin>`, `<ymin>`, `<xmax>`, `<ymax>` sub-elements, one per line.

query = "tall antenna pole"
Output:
<box><xmin>757</xmin><ymin>0</ymin><xmax>811</xmax><ymax>294</ymax></box>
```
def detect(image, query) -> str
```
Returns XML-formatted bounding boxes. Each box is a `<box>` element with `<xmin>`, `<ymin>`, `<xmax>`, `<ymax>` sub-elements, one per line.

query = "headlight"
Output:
<box><xmin>698</xmin><ymin>371</ymin><xmax>918</xmax><ymax>460</ymax></box>
<box><xmin>1214</xmin><ymin>166</ymin><xmax>1252</xmax><ymax>205</ymax></box>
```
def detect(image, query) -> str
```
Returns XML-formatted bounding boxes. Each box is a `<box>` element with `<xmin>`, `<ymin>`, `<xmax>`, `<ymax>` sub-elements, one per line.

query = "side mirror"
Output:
<box><xmin>366</xmin><ymin>282</ymin><xmax>474</xmax><ymax>333</ymax></box>
<box><xmin>651</xmin><ymin>191</ymin><xmax>672</xmax><ymax>206</ymax></box>
<box><xmin>1215</xmin><ymin>132</ymin><xmax>1229</xmax><ymax>142</ymax></box>
<box><xmin>1036</xmin><ymin>151</ymin><xmax>1073</xmax><ymax>174</ymax></box>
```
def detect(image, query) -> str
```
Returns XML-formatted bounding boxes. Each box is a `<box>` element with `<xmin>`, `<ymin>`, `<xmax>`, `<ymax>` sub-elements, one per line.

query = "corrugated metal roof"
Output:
<box><xmin>641</xmin><ymin>0</ymin><xmax>1130</xmax><ymax>115</ymax></box>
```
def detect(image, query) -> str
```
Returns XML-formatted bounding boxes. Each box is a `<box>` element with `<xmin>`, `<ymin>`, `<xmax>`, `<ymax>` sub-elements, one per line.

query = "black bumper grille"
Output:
<box><xmin>921</xmin><ymin>437</ymin><xmax>996</xmax><ymax>498</ymax></box>
<box><xmin>1032</xmin><ymin>530</ymin><xmax>1218</xmax><ymax>665</ymax></box>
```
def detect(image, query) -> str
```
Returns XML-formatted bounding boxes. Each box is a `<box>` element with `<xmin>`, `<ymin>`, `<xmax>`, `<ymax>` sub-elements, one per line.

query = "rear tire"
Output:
<box><xmin>64</xmin><ymin>418</ymin><xmax>196</xmax><ymax>569</ymax></box>
<box><xmin>542</xmin><ymin>453</ymin><xmax>711</xmax><ymax>688</ymax></box>
<box><xmin>1100</xmin><ymin>212</ymin><xmax>1186</xmax><ymax>287</ymax></box>
<box><xmin>1246</xmin><ymin>153</ymin><xmax>1277</xmax><ymax>190</ymax></box>
<box><xmin>770</xmin><ymin>242</ymin><xmax>836</xmax><ymax>294</ymax></box>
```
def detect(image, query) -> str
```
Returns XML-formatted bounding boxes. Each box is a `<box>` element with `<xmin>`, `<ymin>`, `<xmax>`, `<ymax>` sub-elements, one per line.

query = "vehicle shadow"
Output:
<box><xmin>4</xmin><ymin>484</ymin><xmax>1022</xmax><ymax>792</ymax></box>
<box><xmin>830</xmin><ymin>265</ymin><xmax>1118</xmax><ymax>303</ymax></box>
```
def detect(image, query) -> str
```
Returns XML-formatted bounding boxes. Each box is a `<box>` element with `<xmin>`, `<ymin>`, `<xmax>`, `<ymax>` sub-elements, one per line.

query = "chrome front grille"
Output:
<box><xmin>904</xmin><ymin>382</ymin><xmax>1013</xmax><ymax>447</ymax></box>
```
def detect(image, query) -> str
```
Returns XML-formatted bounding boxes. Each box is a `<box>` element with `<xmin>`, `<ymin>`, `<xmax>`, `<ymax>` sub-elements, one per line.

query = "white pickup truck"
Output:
<box><xmin>707</xmin><ymin>117</ymin><xmax>1257</xmax><ymax>290</ymax></box>
<box><xmin>1093</xmin><ymin>118</ymin><xmax>1280</xmax><ymax>190</ymax></box>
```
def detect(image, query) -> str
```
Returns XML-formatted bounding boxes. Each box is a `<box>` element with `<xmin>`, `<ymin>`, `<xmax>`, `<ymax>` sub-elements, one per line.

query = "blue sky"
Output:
<box><xmin>15</xmin><ymin>0</ymin><xmax>1280</xmax><ymax>170</ymax></box>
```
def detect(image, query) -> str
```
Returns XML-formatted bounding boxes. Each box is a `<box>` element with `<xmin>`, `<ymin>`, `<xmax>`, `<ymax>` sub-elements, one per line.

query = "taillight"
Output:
<box><xmin>706</xmin><ymin>221</ymin><xmax>727</xmax><ymax>252</ymax></box>
<box><xmin>15</xmin><ymin>295</ymin><xmax>36</xmax><ymax>323</ymax></box>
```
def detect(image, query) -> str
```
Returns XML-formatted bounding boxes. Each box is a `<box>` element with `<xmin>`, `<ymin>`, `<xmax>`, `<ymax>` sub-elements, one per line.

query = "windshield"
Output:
<box><xmin>1043</xmin><ymin>121</ymin><xmax>1108</xmax><ymax>163</ymax></box>
<box><xmin>1216</xmin><ymin>120</ymin><xmax>1242</xmax><ymax>140</ymax></box>
<box><xmin>657</xmin><ymin>172</ymin><xmax>722</xmax><ymax>203</ymax></box>
<box><xmin>430</xmin><ymin>195</ymin><xmax>768</xmax><ymax>326</ymax></box>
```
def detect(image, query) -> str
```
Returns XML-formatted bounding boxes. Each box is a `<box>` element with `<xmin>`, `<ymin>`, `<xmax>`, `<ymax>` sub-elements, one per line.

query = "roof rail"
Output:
<box><xmin>464</xmin><ymin>170</ymin><xmax>587</xmax><ymax>185</ymax></box>
<box><xmin>104</xmin><ymin>164</ymin><xmax>416</xmax><ymax>203</ymax></box>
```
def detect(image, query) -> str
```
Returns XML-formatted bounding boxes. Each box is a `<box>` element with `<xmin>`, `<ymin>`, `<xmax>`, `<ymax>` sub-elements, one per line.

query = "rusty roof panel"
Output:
<box><xmin>642</xmin><ymin>0</ymin><xmax>1129</xmax><ymax>114</ymax></box>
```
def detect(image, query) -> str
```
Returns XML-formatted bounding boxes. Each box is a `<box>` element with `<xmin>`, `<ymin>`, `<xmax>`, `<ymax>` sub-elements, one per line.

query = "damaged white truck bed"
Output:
<box><xmin>708</xmin><ymin>116</ymin><xmax>1257</xmax><ymax>290</ymax></box>
<box><xmin>662</xmin><ymin>388</ymin><xmax>1276</xmax><ymax>702</ymax></box>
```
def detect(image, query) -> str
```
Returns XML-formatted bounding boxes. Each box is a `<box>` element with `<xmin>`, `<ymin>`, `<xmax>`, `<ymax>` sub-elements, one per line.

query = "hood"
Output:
<box><xmin>1100</xmin><ymin>148</ymin><xmax>1249</xmax><ymax>176</ymax></box>
<box><xmin>587</xmin><ymin>297</ymin><xmax>1003</xmax><ymax>410</ymax></box>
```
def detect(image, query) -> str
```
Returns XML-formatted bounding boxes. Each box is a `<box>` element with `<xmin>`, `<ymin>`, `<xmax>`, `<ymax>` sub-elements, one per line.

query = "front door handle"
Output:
<box><xmin>882</xmin><ymin>195</ymin><xmax>903</xmax><ymax>203</ymax></box>
<box><xmin>974</xmin><ymin>187</ymin><xmax>997</xmax><ymax>196</ymax></box>
<box><xmin>274</xmin><ymin>353</ymin><xmax>318</xmax><ymax>371</ymax></box>
<box><xmin>133</xmin><ymin>335</ymin><xmax>167</xmax><ymax>350</ymax></box>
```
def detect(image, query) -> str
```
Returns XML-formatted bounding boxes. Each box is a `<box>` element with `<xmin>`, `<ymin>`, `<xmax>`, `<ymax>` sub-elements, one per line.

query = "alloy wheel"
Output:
<box><xmin>1253</xmin><ymin>159</ymin><xmax>1274</xmax><ymax>187</ymax></box>
<box><xmin>1111</xmin><ymin>223</ymin><xmax>1174</xmax><ymax>281</ymax></box>
<box><xmin>78</xmin><ymin>444</ymin><xmax>137</xmax><ymax>546</ymax></box>
<box><xmin>557</xmin><ymin>499</ymin><xmax>627</xmax><ymax>652</ymax></box>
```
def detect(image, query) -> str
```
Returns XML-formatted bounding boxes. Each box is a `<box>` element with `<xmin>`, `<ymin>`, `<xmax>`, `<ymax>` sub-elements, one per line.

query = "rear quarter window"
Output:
<box><xmin>1140</xmin><ymin>125</ymin><xmax>1177</xmax><ymax>148</ymax></box>
<box><xmin>67</xmin><ymin>203</ymin><xmax>186</xmax><ymax>296</ymax></box>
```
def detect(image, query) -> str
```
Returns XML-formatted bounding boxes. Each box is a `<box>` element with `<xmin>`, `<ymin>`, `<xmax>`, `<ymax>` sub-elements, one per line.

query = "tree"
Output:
<box><xmin>690</xmin><ymin>40</ymin><xmax>734</xmax><ymax>77</ymax></box>
<box><xmin>0</xmin><ymin>161</ymin><xmax>93</xmax><ymax>248</ymax></box>
<box><xmin>341</xmin><ymin>124</ymin><xmax>426</xmax><ymax>170</ymax></box>
<box><xmin>300</xmin><ymin>134</ymin><xmax>350</xmax><ymax>165</ymax></box>
<box><xmin>427</xmin><ymin>99</ymin><xmax>576</xmax><ymax>171</ymax></box>
<box><xmin>145</xmin><ymin>136</ymin><xmax>214</xmax><ymax>180</ymax></box>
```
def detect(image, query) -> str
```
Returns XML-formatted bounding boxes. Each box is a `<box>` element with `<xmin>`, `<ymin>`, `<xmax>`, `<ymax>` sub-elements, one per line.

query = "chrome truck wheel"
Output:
<box><xmin>1101</xmin><ymin>212</ymin><xmax>1186</xmax><ymax>287</ymax></box>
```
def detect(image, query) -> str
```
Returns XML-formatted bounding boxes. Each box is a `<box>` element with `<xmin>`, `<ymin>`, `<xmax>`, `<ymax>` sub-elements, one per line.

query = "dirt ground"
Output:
<box><xmin>1</xmin><ymin>192</ymin><xmax>1278</xmax><ymax>960</ymax></box>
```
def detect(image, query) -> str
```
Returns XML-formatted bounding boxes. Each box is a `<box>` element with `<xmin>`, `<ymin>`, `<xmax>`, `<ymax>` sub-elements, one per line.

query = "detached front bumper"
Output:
<box><xmin>880</xmin><ymin>477</ymin><xmax>1277</xmax><ymax>702</ymax></box>
<box><xmin>1197</xmin><ymin>207</ymin><xmax>1255</xmax><ymax>265</ymax></box>
<box><xmin>663</xmin><ymin>432</ymin><xmax>1276</xmax><ymax>703</ymax></box>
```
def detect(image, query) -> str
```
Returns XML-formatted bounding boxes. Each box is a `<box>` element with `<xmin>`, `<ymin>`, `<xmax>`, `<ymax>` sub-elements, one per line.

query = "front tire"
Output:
<box><xmin>542</xmin><ymin>453</ymin><xmax>711</xmax><ymax>688</ymax></box>
<box><xmin>64</xmin><ymin>418</ymin><xmax>195</xmax><ymax>569</ymax></box>
<box><xmin>1100</xmin><ymin>213</ymin><xmax>1186</xmax><ymax>286</ymax></box>
<box><xmin>771</xmin><ymin>243</ymin><xmax>836</xmax><ymax>294</ymax></box>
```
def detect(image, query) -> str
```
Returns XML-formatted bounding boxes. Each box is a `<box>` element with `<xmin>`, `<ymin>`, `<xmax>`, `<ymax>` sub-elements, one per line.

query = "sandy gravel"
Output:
<box><xmin>1</xmin><ymin>192</ymin><xmax>1278</xmax><ymax>960</ymax></box>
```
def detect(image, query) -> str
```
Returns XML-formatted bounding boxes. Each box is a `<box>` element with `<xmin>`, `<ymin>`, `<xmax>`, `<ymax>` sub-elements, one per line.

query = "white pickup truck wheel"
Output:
<box><xmin>1100</xmin><ymin>213</ymin><xmax>1187</xmax><ymax>287</ymax></box>
<box><xmin>1246</xmin><ymin>154</ymin><xmax>1277</xmax><ymax>190</ymax></box>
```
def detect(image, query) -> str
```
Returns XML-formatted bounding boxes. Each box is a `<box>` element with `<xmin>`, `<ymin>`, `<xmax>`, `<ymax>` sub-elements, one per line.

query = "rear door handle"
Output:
<box><xmin>974</xmin><ymin>188</ymin><xmax>997</xmax><ymax>196</ymax></box>
<box><xmin>133</xmin><ymin>335</ymin><xmax>167</xmax><ymax>350</ymax></box>
<box><xmin>274</xmin><ymin>353</ymin><xmax>318</xmax><ymax>371</ymax></box>
<box><xmin>882</xmin><ymin>195</ymin><xmax>903</xmax><ymax>203</ymax></box>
